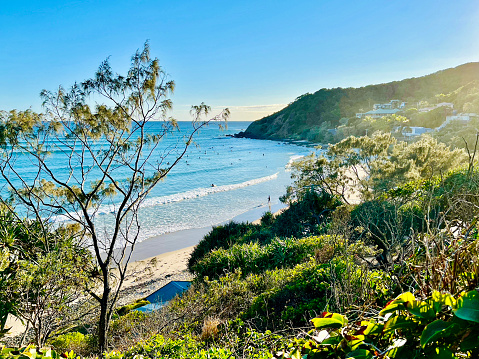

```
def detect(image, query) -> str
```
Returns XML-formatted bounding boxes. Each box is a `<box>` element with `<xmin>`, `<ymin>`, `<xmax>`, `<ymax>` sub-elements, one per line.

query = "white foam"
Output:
<box><xmin>138</xmin><ymin>172</ymin><xmax>279</xmax><ymax>209</ymax></box>
<box><xmin>51</xmin><ymin>172</ymin><xmax>279</xmax><ymax>222</ymax></box>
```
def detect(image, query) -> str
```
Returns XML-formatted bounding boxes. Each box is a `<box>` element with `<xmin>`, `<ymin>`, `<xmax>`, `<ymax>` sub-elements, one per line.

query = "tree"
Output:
<box><xmin>285</xmin><ymin>132</ymin><xmax>467</xmax><ymax>204</ymax></box>
<box><xmin>0</xmin><ymin>43</ymin><xmax>229</xmax><ymax>352</ymax></box>
<box><xmin>0</xmin><ymin>207</ymin><xmax>92</xmax><ymax>347</ymax></box>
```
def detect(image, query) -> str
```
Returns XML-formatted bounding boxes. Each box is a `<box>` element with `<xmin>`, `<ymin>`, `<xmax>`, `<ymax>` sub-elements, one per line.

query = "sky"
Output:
<box><xmin>1</xmin><ymin>0</ymin><xmax>478</xmax><ymax>121</ymax></box>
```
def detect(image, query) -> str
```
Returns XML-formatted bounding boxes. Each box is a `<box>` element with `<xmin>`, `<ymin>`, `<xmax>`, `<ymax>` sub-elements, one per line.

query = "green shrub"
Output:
<box><xmin>275</xmin><ymin>190</ymin><xmax>342</xmax><ymax>238</ymax></box>
<box><xmin>116</xmin><ymin>299</ymin><xmax>150</xmax><ymax>316</ymax></box>
<box><xmin>0</xmin><ymin>345</ymin><xmax>59</xmax><ymax>359</ymax></box>
<box><xmin>188</xmin><ymin>191</ymin><xmax>341</xmax><ymax>273</ymax></box>
<box><xmin>191</xmin><ymin>235</ymin><xmax>340</xmax><ymax>280</ymax></box>
<box><xmin>276</xmin><ymin>290</ymin><xmax>479</xmax><ymax>358</ymax></box>
<box><xmin>49</xmin><ymin>332</ymin><xmax>93</xmax><ymax>356</ymax></box>
<box><xmin>188</xmin><ymin>222</ymin><xmax>262</xmax><ymax>271</ymax></box>
<box><xmin>176</xmin><ymin>253</ymin><xmax>390</xmax><ymax>332</ymax></box>
<box><xmin>123</xmin><ymin>333</ymin><xmax>273</xmax><ymax>359</ymax></box>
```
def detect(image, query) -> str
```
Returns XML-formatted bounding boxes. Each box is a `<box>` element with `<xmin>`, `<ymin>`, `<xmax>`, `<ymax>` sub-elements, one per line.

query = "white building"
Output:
<box><xmin>356</xmin><ymin>108</ymin><xmax>401</xmax><ymax>119</ymax></box>
<box><xmin>418</xmin><ymin>102</ymin><xmax>454</xmax><ymax>113</ymax></box>
<box><xmin>357</xmin><ymin>100</ymin><xmax>403</xmax><ymax>118</ymax></box>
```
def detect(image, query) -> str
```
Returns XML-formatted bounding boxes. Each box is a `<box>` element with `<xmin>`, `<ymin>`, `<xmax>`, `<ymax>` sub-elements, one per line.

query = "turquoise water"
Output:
<box><xmin>3</xmin><ymin>121</ymin><xmax>310</xmax><ymax>243</ymax></box>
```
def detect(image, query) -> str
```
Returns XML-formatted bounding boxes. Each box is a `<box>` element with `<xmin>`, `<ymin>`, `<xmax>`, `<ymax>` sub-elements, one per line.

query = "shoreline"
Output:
<box><xmin>128</xmin><ymin>201</ymin><xmax>286</xmax><ymax>263</ymax></box>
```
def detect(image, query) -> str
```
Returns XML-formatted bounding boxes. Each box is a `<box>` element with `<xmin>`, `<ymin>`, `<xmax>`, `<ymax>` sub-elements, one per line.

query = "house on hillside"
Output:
<box><xmin>356</xmin><ymin>108</ymin><xmax>401</xmax><ymax>119</ymax></box>
<box><xmin>402</xmin><ymin>126</ymin><xmax>434</xmax><ymax>137</ymax></box>
<box><xmin>445</xmin><ymin>113</ymin><xmax>477</xmax><ymax>122</ymax></box>
<box><xmin>356</xmin><ymin>100</ymin><xmax>404</xmax><ymax>119</ymax></box>
<box><xmin>418</xmin><ymin>102</ymin><xmax>454</xmax><ymax>113</ymax></box>
<box><xmin>435</xmin><ymin>113</ymin><xmax>479</xmax><ymax>131</ymax></box>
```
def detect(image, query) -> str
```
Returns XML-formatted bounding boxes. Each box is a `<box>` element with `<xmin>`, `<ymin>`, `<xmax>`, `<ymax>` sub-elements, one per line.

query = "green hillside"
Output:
<box><xmin>237</xmin><ymin>62</ymin><xmax>479</xmax><ymax>141</ymax></box>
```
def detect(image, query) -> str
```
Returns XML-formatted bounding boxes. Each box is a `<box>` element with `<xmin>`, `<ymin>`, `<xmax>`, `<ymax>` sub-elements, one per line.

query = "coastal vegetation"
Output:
<box><xmin>2</xmin><ymin>57</ymin><xmax>479</xmax><ymax>358</ymax></box>
<box><xmin>4</xmin><ymin>127</ymin><xmax>479</xmax><ymax>358</ymax></box>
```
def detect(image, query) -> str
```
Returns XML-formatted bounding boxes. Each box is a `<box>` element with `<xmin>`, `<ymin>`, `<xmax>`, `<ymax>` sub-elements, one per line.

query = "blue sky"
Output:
<box><xmin>1</xmin><ymin>0</ymin><xmax>478</xmax><ymax>121</ymax></box>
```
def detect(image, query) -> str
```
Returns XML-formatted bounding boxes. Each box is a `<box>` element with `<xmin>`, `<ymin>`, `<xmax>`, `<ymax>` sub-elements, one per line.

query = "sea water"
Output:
<box><xmin>3</xmin><ymin>121</ymin><xmax>311</xmax><ymax>243</ymax></box>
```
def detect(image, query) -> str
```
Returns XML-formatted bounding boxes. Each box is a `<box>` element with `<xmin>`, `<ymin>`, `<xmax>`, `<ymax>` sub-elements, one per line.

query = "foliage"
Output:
<box><xmin>192</xmin><ymin>235</ymin><xmax>341</xmax><ymax>280</ymax></box>
<box><xmin>275</xmin><ymin>290</ymin><xmax>479</xmax><ymax>358</ymax></box>
<box><xmin>121</xmin><ymin>332</ymin><xmax>273</xmax><ymax>359</ymax></box>
<box><xmin>285</xmin><ymin>133</ymin><xmax>467</xmax><ymax>204</ymax></box>
<box><xmin>0</xmin><ymin>345</ymin><xmax>59</xmax><ymax>359</ymax></box>
<box><xmin>0</xmin><ymin>207</ymin><xmax>93</xmax><ymax>347</ymax></box>
<box><xmin>48</xmin><ymin>332</ymin><xmax>93</xmax><ymax>357</ymax></box>
<box><xmin>188</xmin><ymin>222</ymin><xmax>263</xmax><ymax>270</ymax></box>
<box><xmin>179</xmin><ymin>240</ymin><xmax>388</xmax><ymax>332</ymax></box>
<box><xmin>274</xmin><ymin>190</ymin><xmax>342</xmax><ymax>237</ymax></box>
<box><xmin>434</xmin><ymin>117</ymin><xmax>479</xmax><ymax>149</ymax></box>
<box><xmin>337</xmin><ymin>115</ymin><xmax>410</xmax><ymax>139</ymax></box>
<box><xmin>408</xmin><ymin>105</ymin><xmax>453</xmax><ymax>128</ymax></box>
<box><xmin>189</xmin><ymin>191</ymin><xmax>341</xmax><ymax>273</ymax></box>
<box><xmin>239</xmin><ymin>63</ymin><xmax>479</xmax><ymax>141</ymax></box>
<box><xmin>116</xmin><ymin>300</ymin><xmax>150</xmax><ymax>317</ymax></box>
<box><xmin>349</xmin><ymin>199</ymin><xmax>425</xmax><ymax>267</ymax></box>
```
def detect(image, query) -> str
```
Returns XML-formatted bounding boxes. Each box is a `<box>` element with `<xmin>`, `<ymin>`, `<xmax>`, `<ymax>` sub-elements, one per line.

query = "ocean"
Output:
<box><xmin>3</xmin><ymin>121</ymin><xmax>311</xmax><ymax>243</ymax></box>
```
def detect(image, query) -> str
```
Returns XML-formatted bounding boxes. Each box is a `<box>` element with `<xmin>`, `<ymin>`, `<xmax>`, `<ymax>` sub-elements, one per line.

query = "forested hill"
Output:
<box><xmin>237</xmin><ymin>62</ymin><xmax>479</xmax><ymax>141</ymax></box>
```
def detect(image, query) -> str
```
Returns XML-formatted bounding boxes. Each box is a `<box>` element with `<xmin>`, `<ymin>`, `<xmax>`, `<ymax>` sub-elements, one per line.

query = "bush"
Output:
<box><xmin>123</xmin><ymin>333</ymin><xmax>273</xmax><ymax>359</ymax></box>
<box><xmin>116</xmin><ymin>299</ymin><xmax>150</xmax><ymax>316</ymax></box>
<box><xmin>175</xmin><ymin>252</ymin><xmax>390</xmax><ymax>332</ymax></box>
<box><xmin>276</xmin><ymin>290</ymin><xmax>479</xmax><ymax>358</ymax></box>
<box><xmin>49</xmin><ymin>332</ymin><xmax>93</xmax><ymax>356</ymax></box>
<box><xmin>188</xmin><ymin>222</ymin><xmax>262</xmax><ymax>271</ymax></box>
<box><xmin>275</xmin><ymin>190</ymin><xmax>342</xmax><ymax>238</ymax></box>
<box><xmin>191</xmin><ymin>235</ymin><xmax>341</xmax><ymax>280</ymax></box>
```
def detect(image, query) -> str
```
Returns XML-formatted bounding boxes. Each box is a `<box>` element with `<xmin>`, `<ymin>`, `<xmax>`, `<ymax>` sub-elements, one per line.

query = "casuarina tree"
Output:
<box><xmin>0</xmin><ymin>42</ymin><xmax>229</xmax><ymax>352</ymax></box>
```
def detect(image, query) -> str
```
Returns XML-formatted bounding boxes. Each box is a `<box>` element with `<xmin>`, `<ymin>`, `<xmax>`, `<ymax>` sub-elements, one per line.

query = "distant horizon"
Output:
<box><xmin>1</xmin><ymin>1</ymin><xmax>478</xmax><ymax>121</ymax></box>
<box><xmin>5</xmin><ymin>60</ymin><xmax>477</xmax><ymax>123</ymax></box>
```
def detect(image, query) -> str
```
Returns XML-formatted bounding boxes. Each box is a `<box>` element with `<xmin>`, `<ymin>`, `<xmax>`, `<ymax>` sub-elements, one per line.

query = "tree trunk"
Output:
<box><xmin>97</xmin><ymin>275</ymin><xmax>111</xmax><ymax>353</ymax></box>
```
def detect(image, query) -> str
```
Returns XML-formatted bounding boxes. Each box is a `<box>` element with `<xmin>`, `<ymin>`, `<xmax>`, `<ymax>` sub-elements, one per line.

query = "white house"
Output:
<box><xmin>436</xmin><ymin>113</ymin><xmax>478</xmax><ymax>131</ymax></box>
<box><xmin>357</xmin><ymin>108</ymin><xmax>401</xmax><ymax>119</ymax></box>
<box><xmin>357</xmin><ymin>100</ymin><xmax>403</xmax><ymax>118</ymax></box>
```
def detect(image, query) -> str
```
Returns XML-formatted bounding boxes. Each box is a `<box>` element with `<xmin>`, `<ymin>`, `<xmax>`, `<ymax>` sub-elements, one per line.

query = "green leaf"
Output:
<box><xmin>380</xmin><ymin>292</ymin><xmax>415</xmax><ymax>317</ymax></box>
<box><xmin>380</xmin><ymin>303</ymin><xmax>406</xmax><ymax>317</ymax></box>
<box><xmin>385</xmin><ymin>338</ymin><xmax>407</xmax><ymax>358</ymax></box>
<box><xmin>432</xmin><ymin>291</ymin><xmax>456</xmax><ymax>307</ymax></box>
<box><xmin>420</xmin><ymin>320</ymin><xmax>457</xmax><ymax>348</ymax></box>
<box><xmin>453</xmin><ymin>290</ymin><xmax>479</xmax><ymax>322</ymax></box>
<box><xmin>290</xmin><ymin>348</ymin><xmax>303</xmax><ymax>359</ymax></box>
<box><xmin>384</xmin><ymin>316</ymin><xmax>417</xmax><ymax>332</ymax></box>
<box><xmin>345</xmin><ymin>349</ymin><xmax>373</xmax><ymax>359</ymax></box>
<box><xmin>363</xmin><ymin>322</ymin><xmax>384</xmax><ymax>336</ymax></box>
<box><xmin>395</xmin><ymin>292</ymin><xmax>415</xmax><ymax>303</ymax></box>
<box><xmin>311</xmin><ymin>317</ymin><xmax>343</xmax><ymax>329</ymax></box>
<box><xmin>330</xmin><ymin>312</ymin><xmax>348</xmax><ymax>325</ymax></box>
<box><xmin>321</xmin><ymin>335</ymin><xmax>342</xmax><ymax>345</ymax></box>
<box><xmin>406</xmin><ymin>300</ymin><xmax>436</xmax><ymax>319</ymax></box>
